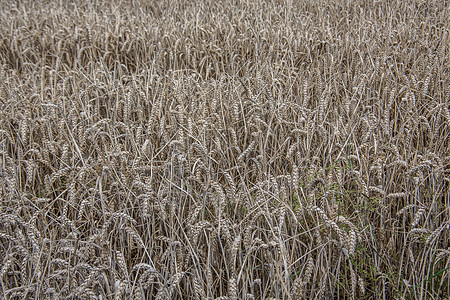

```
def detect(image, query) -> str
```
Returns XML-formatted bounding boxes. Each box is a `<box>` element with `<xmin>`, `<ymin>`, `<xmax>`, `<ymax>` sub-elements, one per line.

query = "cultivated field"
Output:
<box><xmin>0</xmin><ymin>0</ymin><xmax>449</xmax><ymax>299</ymax></box>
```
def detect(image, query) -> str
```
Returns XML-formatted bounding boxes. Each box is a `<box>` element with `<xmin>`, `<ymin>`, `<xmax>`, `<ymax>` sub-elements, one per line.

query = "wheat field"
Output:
<box><xmin>0</xmin><ymin>0</ymin><xmax>449</xmax><ymax>299</ymax></box>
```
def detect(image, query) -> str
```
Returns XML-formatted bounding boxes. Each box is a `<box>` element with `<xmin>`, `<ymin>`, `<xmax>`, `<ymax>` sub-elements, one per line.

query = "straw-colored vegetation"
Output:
<box><xmin>0</xmin><ymin>0</ymin><xmax>449</xmax><ymax>299</ymax></box>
